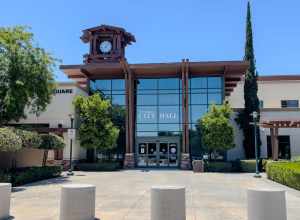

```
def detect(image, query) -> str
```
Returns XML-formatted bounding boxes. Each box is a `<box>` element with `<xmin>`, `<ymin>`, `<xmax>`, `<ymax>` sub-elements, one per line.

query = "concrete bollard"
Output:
<box><xmin>0</xmin><ymin>183</ymin><xmax>11</xmax><ymax>219</ymax></box>
<box><xmin>247</xmin><ymin>189</ymin><xmax>287</xmax><ymax>220</ymax></box>
<box><xmin>151</xmin><ymin>186</ymin><xmax>186</xmax><ymax>220</ymax></box>
<box><xmin>60</xmin><ymin>184</ymin><xmax>96</xmax><ymax>220</ymax></box>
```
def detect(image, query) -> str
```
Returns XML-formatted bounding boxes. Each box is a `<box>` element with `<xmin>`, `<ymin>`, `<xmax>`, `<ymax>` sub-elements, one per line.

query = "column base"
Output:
<box><xmin>124</xmin><ymin>153</ymin><xmax>135</xmax><ymax>169</ymax></box>
<box><xmin>180</xmin><ymin>153</ymin><xmax>191</xmax><ymax>170</ymax></box>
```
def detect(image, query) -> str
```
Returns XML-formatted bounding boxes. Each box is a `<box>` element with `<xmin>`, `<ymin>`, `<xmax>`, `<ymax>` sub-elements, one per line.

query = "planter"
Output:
<box><xmin>192</xmin><ymin>160</ymin><xmax>204</xmax><ymax>172</ymax></box>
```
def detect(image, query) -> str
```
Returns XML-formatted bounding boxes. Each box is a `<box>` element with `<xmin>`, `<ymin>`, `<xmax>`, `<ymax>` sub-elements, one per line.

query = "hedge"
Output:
<box><xmin>204</xmin><ymin>161</ymin><xmax>240</xmax><ymax>172</ymax></box>
<box><xmin>266</xmin><ymin>161</ymin><xmax>300</xmax><ymax>190</ymax></box>
<box><xmin>75</xmin><ymin>161</ymin><xmax>121</xmax><ymax>171</ymax></box>
<box><xmin>202</xmin><ymin>160</ymin><xmax>263</xmax><ymax>173</ymax></box>
<box><xmin>0</xmin><ymin>166</ymin><xmax>62</xmax><ymax>186</ymax></box>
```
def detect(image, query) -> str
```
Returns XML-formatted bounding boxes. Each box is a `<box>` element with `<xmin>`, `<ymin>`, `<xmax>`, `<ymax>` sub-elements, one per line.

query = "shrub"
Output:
<box><xmin>0</xmin><ymin>171</ymin><xmax>11</xmax><ymax>182</ymax></box>
<box><xmin>75</xmin><ymin>161</ymin><xmax>121</xmax><ymax>171</ymax></box>
<box><xmin>39</xmin><ymin>133</ymin><xmax>65</xmax><ymax>150</ymax></box>
<box><xmin>204</xmin><ymin>161</ymin><xmax>234</xmax><ymax>172</ymax></box>
<box><xmin>14</xmin><ymin>129</ymin><xmax>42</xmax><ymax>148</ymax></box>
<box><xmin>39</xmin><ymin>133</ymin><xmax>65</xmax><ymax>166</ymax></box>
<box><xmin>266</xmin><ymin>161</ymin><xmax>300</xmax><ymax>190</ymax></box>
<box><xmin>11</xmin><ymin>166</ymin><xmax>62</xmax><ymax>186</ymax></box>
<box><xmin>0</xmin><ymin>127</ymin><xmax>22</xmax><ymax>152</ymax></box>
<box><xmin>240</xmin><ymin>160</ymin><xmax>257</xmax><ymax>172</ymax></box>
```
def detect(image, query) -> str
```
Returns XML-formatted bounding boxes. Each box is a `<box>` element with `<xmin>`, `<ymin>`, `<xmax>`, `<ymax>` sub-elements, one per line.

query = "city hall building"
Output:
<box><xmin>60</xmin><ymin>25</ymin><xmax>248</xmax><ymax>169</ymax></box>
<box><xmin>7</xmin><ymin>25</ymin><xmax>300</xmax><ymax>170</ymax></box>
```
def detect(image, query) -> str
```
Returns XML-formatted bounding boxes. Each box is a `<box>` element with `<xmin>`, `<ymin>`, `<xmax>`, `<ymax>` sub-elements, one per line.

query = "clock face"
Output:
<box><xmin>99</xmin><ymin>41</ymin><xmax>112</xmax><ymax>53</ymax></box>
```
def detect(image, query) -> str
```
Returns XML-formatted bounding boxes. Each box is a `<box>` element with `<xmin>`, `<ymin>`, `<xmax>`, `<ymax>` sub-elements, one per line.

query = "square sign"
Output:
<box><xmin>67</xmin><ymin>129</ymin><xmax>76</xmax><ymax>139</ymax></box>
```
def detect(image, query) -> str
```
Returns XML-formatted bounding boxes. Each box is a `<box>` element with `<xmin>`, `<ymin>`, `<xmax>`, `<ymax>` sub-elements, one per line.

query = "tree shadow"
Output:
<box><xmin>23</xmin><ymin>176</ymin><xmax>71</xmax><ymax>187</ymax></box>
<box><xmin>12</xmin><ymin>187</ymin><xmax>26</xmax><ymax>192</ymax></box>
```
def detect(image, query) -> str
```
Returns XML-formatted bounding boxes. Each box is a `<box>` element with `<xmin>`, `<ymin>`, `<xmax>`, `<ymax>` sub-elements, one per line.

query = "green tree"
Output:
<box><xmin>110</xmin><ymin>105</ymin><xmax>126</xmax><ymax>157</ymax></box>
<box><xmin>200</xmin><ymin>103</ymin><xmax>235</xmax><ymax>159</ymax></box>
<box><xmin>0</xmin><ymin>127</ymin><xmax>22</xmax><ymax>152</ymax></box>
<box><xmin>0</xmin><ymin>127</ymin><xmax>22</xmax><ymax>168</ymax></box>
<box><xmin>0</xmin><ymin>26</ymin><xmax>57</xmax><ymax>125</ymax></box>
<box><xmin>14</xmin><ymin>128</ymin><xmax>42</xmax><ymax>148</ymax></box>
<box><xmin>39</xmin><ymin>133</ymin><xmax>65</xmax><ymax>166</ymax></box>
<box><xmin>73</xmin><ymin>94</ymin><xmax>119</xmax><ymax>162</ymax></box>
<box><xmin>237</xmin><ymin>2</ymin><xmax>261</xmax><ymax>158</ymax></box>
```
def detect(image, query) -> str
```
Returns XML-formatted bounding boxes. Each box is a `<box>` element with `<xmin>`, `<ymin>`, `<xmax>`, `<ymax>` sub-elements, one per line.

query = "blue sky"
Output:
<box><xmin>1</xmin><ymin>0</ymin><xmax>300</xmax><ymax>81</ymax></box>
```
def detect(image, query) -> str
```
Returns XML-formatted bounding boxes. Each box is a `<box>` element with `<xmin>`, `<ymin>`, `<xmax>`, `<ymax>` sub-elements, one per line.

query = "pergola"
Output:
<box><xmin>261</xmin><ymin>120</ymin><xmax>300</xmax><ymax>160</ymax></box>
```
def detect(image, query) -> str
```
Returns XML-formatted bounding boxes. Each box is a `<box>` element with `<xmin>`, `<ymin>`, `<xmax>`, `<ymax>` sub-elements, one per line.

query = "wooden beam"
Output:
<box><xmin>120</xmin><ymin>58</ymin><xmax>134</xmax><ymax>154</ymax></box>
<box><xmin>181</xmin><ymin>59</ymin><xmax>186</xmax><ymax>154</ymax></box>
<box><xmin>185</xmin><ymin>59</ymin><xmax>190</xmax><ymax>154</ymax></box>
<box><xmin>274</xmin><ymin>128</ymin><xmax>279</xmax><ymax>161</ymax></box>
<box><xmin>120</xmin><ymin>59</ymin><xmax>130</xmax><ymax>154</ymax></box>
<box><xmin>68</xmin><ymin>74</ymin><xmax>86</xmax><ymax>79</ymax></box>
<box><xmin>225</xmin><ymin>77</ymin><xmax>241</xmax><ymax>82</ymax></box>
<box><xmin>225</xmin><ymin>82</ymin><xmax>237</xmax><ymax>87</ymax></box>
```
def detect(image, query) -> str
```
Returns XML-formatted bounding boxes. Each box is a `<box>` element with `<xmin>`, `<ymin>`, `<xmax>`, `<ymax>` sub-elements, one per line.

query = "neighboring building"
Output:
<box><xmin>2</xmin><ymin>82</ymin><xmax>88</xmax><ymax>169</ymax></box>
<box><xmin>228</xmin><ymin>75</ymin><xmax>300</xmax><ymax>160</ymax></box>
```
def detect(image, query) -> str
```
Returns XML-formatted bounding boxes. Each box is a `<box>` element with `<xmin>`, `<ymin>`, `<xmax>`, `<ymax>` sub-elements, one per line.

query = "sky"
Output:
<box><xmin>1</xmin><ymin>0</ymin><xmax>300</xmax><ymax>81</ymax></box>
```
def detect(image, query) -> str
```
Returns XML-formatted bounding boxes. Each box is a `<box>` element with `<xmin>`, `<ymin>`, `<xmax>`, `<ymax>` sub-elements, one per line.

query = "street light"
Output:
<box><xmin>67</xmin><ymin>114</ymin><xmax>74</xmax><ymax>176</ymax></box>
<box><xmin>251</xmin><ymin>111</ymin><xmax>261</xmax><ymax>178</ymax></box>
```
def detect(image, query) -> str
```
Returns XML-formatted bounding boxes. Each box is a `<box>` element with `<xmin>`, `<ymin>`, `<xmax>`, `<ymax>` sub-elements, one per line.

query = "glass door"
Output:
<box><xmin>148</xmin><ymin>143</ymin><xmax>158</xmax><ymax>166</ymax></box>
<box><xmin>159</xmin><ymin>142</ymin><xmax>169</xmax><ymax>167</ymax></box>
<box><xmin>137</xmin><ymin>143</ymin><xmax>147</xmax><ymax>166</ymax></box>
<box><xmin>169</xmin><ymin>143</ymin><xmax>178</xmax><ymax>167</ymax></box>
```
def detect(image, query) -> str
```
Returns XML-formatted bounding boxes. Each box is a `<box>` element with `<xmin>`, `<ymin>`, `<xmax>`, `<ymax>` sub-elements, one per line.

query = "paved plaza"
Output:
<box><xmin>10</xmin><ymin>170</ymin><xmax>300</xmax><ymax>220</ymax></box>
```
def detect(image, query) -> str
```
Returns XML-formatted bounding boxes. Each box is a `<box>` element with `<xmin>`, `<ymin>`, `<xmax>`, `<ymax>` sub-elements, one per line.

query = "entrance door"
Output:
<box><xmin>136</xmin><ymin>137</ymin><xmax>180</xmax><ymax>168</ymax></box>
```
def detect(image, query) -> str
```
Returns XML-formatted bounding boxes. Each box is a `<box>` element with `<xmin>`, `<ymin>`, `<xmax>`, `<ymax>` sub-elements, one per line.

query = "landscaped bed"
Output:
<box><xmin>267</xmin><ymin>161</ymin><xmax>300</xmax><ymax>190</ymax></box>
<box><xmin>75</xmin><ymin>161</ymin><xmax>122</xmax><ymax>171</ymax></box>
<box><xmin>0</xmin><ymin>166</ymin><xmax>62</xmax><ymax>186</ymax></box>
<box><xmin>203</xmin><ymin>159</ymin><xmax>262</xmax><ymax>173</ymax></box>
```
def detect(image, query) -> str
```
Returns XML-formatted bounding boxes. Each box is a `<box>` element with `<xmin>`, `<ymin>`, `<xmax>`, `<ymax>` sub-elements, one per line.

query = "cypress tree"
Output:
<box><xmin>238</xmin><ymin>1</ymin><xmax>261</xmax><ymax>158</ymax></box>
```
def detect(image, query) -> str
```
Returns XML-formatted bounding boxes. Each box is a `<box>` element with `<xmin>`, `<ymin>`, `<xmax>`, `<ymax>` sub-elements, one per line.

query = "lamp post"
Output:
<box><xmin>251</xmin><ymin>111</ymin><xmax>261</xmax><ymax>178</ymax></box>
<box><xmin>67</xmin><ymin>114</ymin><xmax>74</xmax><ymax>176</ymax></box>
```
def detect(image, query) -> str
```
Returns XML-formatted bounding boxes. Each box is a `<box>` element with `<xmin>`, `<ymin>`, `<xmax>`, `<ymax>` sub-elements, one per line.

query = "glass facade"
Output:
<box><xmin>189</xmin><ymin>76</ymin><xmax>223</xmax><ymax>158</ymax></box>
<box><xmin>136</xmin><ymin>78</ymin><xmax>182</xmax><ymax>138</ymax></box>
<box><xmin>90</xmin><ymin>79</ymin><xmax>126</xmax><ymax>157</ymax></box>
<box><xmin>89</xmin><ymin>76</ymin><xmax>223</xmax><ymax>166</ymax></box>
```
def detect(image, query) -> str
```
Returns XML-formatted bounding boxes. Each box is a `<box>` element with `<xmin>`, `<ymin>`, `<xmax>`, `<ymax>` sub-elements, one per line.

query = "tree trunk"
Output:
<box><xmin>42</xmin><ymin>150</ymin><xmax>48</xmax><ymax>167</ymax></box>
<box><xmin>11</xmin><ymin>152</ymin><xmax>17</xmax><ymax>170</ymax></box>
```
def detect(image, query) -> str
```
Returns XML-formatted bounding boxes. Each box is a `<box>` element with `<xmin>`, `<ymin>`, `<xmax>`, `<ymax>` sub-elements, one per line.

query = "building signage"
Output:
<box><xmin>67</xmin><ymin>129</ymin><xmax>76</xmax><ymax>139</ymax></box>
<box><xmin>139</xmin><ymin>111</ymin><xmax>178</xmax><ymax>121</ymax></box>
<box><xmin>54</xmin><ymin>89</ymin><xmax>73</xmax><ymax>94</ymax></box>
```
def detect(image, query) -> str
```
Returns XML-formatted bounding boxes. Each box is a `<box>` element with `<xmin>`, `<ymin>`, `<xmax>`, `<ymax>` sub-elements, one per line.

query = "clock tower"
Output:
<box><xmin>80</xmin><ymin>25</ymin><xmax>136</xmax><ymax>63</ymax></box>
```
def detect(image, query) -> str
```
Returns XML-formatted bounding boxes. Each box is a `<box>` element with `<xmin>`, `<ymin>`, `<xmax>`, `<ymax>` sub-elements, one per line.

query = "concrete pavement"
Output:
<box><xmin>10</xmin><ymin>170</ymin><xmax>300</xmax><ymax>220</ymax></box>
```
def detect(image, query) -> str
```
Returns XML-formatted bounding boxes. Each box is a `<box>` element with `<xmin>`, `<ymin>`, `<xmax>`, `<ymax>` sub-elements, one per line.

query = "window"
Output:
<box><xmin>281</xmin><ymin>100</ymin><xmax>299</xmax><ymax>108</ymax></box>
<box><xmin>136</xmin><ymin>78</ymin><xmax>181</xmax><ymax>138</ymax></box>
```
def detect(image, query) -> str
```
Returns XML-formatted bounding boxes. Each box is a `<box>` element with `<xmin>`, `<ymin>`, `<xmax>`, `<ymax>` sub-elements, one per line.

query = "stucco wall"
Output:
<box><xmin>0</xmin><ymin>148</ymin><xmax>47</xmax><ymax>169</ymax></box>
<box><xmin>227</xmin><ymin>113</ymin><xmax>245</xmax><ymax>160</ymax></box>
<box><xmin>229</xmin><ymin>79</ymin><xmax>300</xmax><ymax>109</ymax></box>
<box><xmin>10</xmin><ymin>82</ymin><xmax>88</xmax><ymax>161</ymax></box>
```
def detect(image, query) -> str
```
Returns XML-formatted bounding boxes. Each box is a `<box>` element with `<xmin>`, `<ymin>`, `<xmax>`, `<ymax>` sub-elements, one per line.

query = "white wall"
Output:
<box><xmin>229</xmin><ymin>79</ymin><xmax>300</xmax><ymax>109</ymax></box>
<box><xmin>11</xmin><ymin>82</ymin><xmax>88</xmax><ymax>161</ymax></box>
<box><xmin>227</xmin><ymin>113</ymin><xmax>245</xmax><ymax>160</ymax></box>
